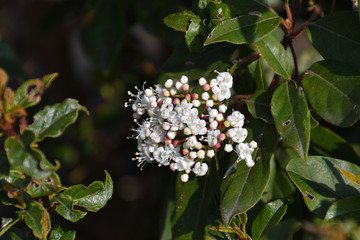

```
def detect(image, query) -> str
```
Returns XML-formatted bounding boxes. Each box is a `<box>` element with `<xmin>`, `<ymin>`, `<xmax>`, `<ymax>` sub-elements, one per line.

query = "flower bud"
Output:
<box><xmin>210</xmin><ymin>79</ymin><xmax>217</xmax><ymax>88</ymax></box>
<box><xmin>199</xmin><ymin>77</ymin><xmax>207</xmax><ymax>86</ymax></box>
<box><xmin>192</xmin><ymin>99</ymin><xmax>201</xmax><ymax>107</ymax></box>
<box><xmin>189</xmin><ymin>151</ymin><xmax>197</xmax><ymax>159</ymax></box>
<box><xmin>203</xmin><ymin>84</ymin><xmax>210</xmax><ymax>91</ymax></box>
<box><xmin>182</xmin><ymin>148</ymin><xmax>189</xmax><ymax>155</ymax></box>
<box><xmin>207</xmin><ymin>149</ymin><xmax>215</xmax><ymax>158</ymax></box>
<box><xmin>180</xmin><ymin>75</ymin><xmax>188</xmax><ymax>84</ymax></box>
<box><xmin>206</xmin><ymin>100</ymin><xmax>214</xmax><ymax>107</ymax></box>
<box><xmin>181</xmin><ymin>173</ymin><xmax>189</xmax><ymax>182</ymax></box>
<box><xmin>150</xmin><ymin>100</ymin><xmax>157</xmax><ymax>108</ymax></box>
<box><xmin>197</xmin><ymin>150</ymin><xmax>205</xmax><ymax>159</ymax></box>
<box><xmin>192</xmin><ymin>93</ymin><xmax>199</xmax><ymax>100</ymax></box>
<box><xmin>185</xmin><ymin>94</ymin><xmax>191</xmax><ymax>101</ymax></box>
<box><xmin>167</xmin><ymin>131</ymin><xmax>176</xmax><ymax>139</ymax></box>
<box><xmin>224</xmin><ymin>144</ymin><xmax>233</xmax><ymax>152</ymax></box>
<box><xmin>184</xmin><ymin>127</ymin><xmax>192</xmax><ymax>135</ymax></box>
<box><xmin>170</xmin><ymin>88</ymin><xmax>177</xmax><ymax>96</ymax></box>
<box><xmin>249</xmin><ymin>141</ymin><xmax>258</xmax><ymax>149</ymax></box>
<box><xmin>173</xmin><ymin>98</ymin><xmax>180</xmax><ymax>104</ymax></box>
<box><xmin>210</xmin><ymin>121</ymin><xmax>218</xmax><ymax>129</ymax></box>
<box><xmin>164</xmin><ymin>79</ymin><xmax>173</xmax><ymax>88</ymax></box>
<box><xmin>216</xmin><ymin>113</ymin><xmax>224</xmax><ymax>121</ymax></box>
<box><xmin>201</xmin><ymin>92</ymin><xmax>209</xmax><ymax>100</ymax></box>
<box><xmin>219</xmin><ymin>104</ymin><xmax>227</xmax><ymax>113</ymax></box>
<box><xmin>224</xmin><ymin>120</ymin><xmax>231</xmax><ymax>128</ymax></box>
<box><xmin>209</xmin><ymin>109</ymin><xmax>219</xmax><ymax>118</ymax></box>
<box><xmin>212</xmin><ymin>94</ymin><xmax>218</xmax><ymax>101</ymax></box>
<box><xmin>218</xmin><ymin>133</ymin><xmax>226</xmax><ymax>141</ymax></box>
<box><xmin>182</xmin><ymin>83</ymin><xmax>189</xmax><ymax>91</ymax></box>
<box><xmin>175</xmin><ymin>81</ymin><xmax>182</xmax><ymax>90</ymax></box>
<box><xmin>214</xmin><ymin>142</ymin><xmax>221</xmax><ymax>149</ymax></box>
<box><xmin>170</xmin><ymin>163</ymin><xmax>176</xmax><ymax>171</ymax></box>
<box><xmin>162</xmin><ymin>122</ymin><xmax>170</xmax><ymax>130</ymax></box>
<box><xmin>163</xmin><ymin>90</ymin><xmax>170</xmax><ymax>97</ymax></box>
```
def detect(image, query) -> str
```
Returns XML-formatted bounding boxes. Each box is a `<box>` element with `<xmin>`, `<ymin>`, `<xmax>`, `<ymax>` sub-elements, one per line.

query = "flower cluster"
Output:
<box><xmin>125</xmin><ymin>72</ymin><xmax>257</xmax><ymax>182</ymax></box>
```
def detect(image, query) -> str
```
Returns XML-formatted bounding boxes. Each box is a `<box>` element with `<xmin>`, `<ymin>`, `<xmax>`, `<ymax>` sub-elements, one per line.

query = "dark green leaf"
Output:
<box><xmin>185</xmin><ymin>17</ymin><xmax>204</xmax><ymax>52</ymax></box>
<box><xmin>251</xmin><ymin>199</ymin><xmax>288</xmax><ymax>240</ymax></box>
<box><xmin>255</xmin><ymin>34</ymin><xmax>292</xmax><ymax>80</ymax></box>
<box><xmin>0</xmin><ymin>227</ymin><xmax>27</xmax><ymax>240</ymax></box>
<box><xmin>204</xmin><ymin>11</ymin><xmax>281</xmax><ymax>46</ymax></box>
<box><xmin>5</xmin><ymin>130</ymin><xmax>56</xmax><ymax>178</ymax></box>
<box><xmin>0</xmin><ymin>150</ymin><xmax>10</xmax><ymax>178</ymax></box>
<box><xmin>49</xmin><ymin>225</ymin><xmax>75</xmax><ymax>240</ymax></box>
<box><xmin>50</xmin><ymin>194</ymin><xmax>87</xmax><ymax>223</ymax></box>
<box><xmin>302</xmin><ymin>60</ymin><xmax>360</xmax><ymax>127</ymax></box>
<box><xmin>223</xmin><ymin>0</ymin><xmax>271</xmax><ymax>13</ymax></box>
<box><xmin>0</xmin><ymin>218</ymin><xmax>20</xmax><ymax>237</ymax></box>
<box><xmin>160</xmin><ymin>200</ymin><xmax>175</xmax><ymax>240</ymax></box>
<box><xmin>245</xmin><ymin>90</ymin><xmax>274</xmax><ymax>123</ymax></box>
<box><xmin>286</xmin><ymin>156</ymin><xmax>360</xmax><ymax>217</ymax></box>
<box><xmin>310</xmin><ymin>126</ymin><xmax>359</xmax><ymax>163</ymax></box>
<box><xmin>26</xmin><ymin>172</ymin><xmax>63</xmax><ymax>198</ymax></box>
<box><xmin>172</xmin><ymin>159</ymin><xmax>218</xmax><ymax>240</ymax></box>
<box><xmin>163</xmin><ymin>11</ymin><xmax>195</xmax><ymax>32</ymax></box>
<box><xmin>161</xmin><ymin>43</ymin><xmax>236</xmax><ymax>80</ymax></box>
<box><xmin>307</xmin><ymin>11</ymin><xmax>360</xmax><ymax>72</ymax></box>
<box><xmin>271</xmin><ymin>81</ymin><xmax>310</xmax><ymax>161</ymax></box>
<box><xmin>310</xmin><ymin>114</ymin><xmax>319</xmax><ymax>129</ymax></box>
<box><xmin>209</xmin><ymin>1</ymin><xmax>232</xmax><ymax>26</ymax></box>
<box><xmin>259</xmin><ymin>219</ymin><xmax>301</xmax><ymax>240</ymax></box>
<box><xmin>18</xmin><ymin>201</ymin><xmax>50</xmax><ymax>239</ymax></box>
<box><xmin>325</xmin><ymin>196</ymin><xmax>360</xmax><ymax>221</ymax></box>
<box><xmin>251</xmin><ymin>59</ymin><xmax>265</xmax><ymax>91</ymax></box>
<box><xmin>220</xmin><ymin>120</ymin><xmax>278</xmax><ymax>225</ymax></box>
<box><xmin>14</xmin><ymin>73</ymin><xmax>57</xmax><ymax>109</ymax></box>
<box><xmin>29</xmin><ymin>98</ymin><xmax>89</xmax><ymax>142</ymax></box>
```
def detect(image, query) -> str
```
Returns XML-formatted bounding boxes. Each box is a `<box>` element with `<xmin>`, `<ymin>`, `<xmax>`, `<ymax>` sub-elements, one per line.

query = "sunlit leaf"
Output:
<box><xmin>325</xmin><ymin>196</ymin><xmax>360</xmax><ymax>221</ymax></box>
<box><xmin>49</xmin><ymin>225</ymin><xmax>75</xmax><ymax>240</ymax></box>
<box><xmin>163</xmin><ymin>11</ymin><xmax>195</xmax><ymax>32</ymax></box>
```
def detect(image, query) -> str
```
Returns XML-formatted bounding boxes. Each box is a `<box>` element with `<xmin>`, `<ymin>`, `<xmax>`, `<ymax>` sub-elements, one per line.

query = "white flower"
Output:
<box><xmin>207</xmin><ymin>129</ymin><xmax>220</xmax><ymax>147</ymax></box>
<box><xmin>227</xmin><ymin>127</ymin><xmax>247</xmax><ymax>143</ymax></box>
<box><xmin>212</xmin><ymin>85</ymin><xmax>231</xmax><ymax>101</ymax></box>
<box><xmin>181</xmin><ymin>108</ymin><xmax>198</xmax><ymax>125</ymax></box>
<box><xmin>216</xmin><ymin>71</ymin><xmax>233</xmax><ymax>89</ymax></box>
<box><xmin>227</xmin><ymin>111</ymin><xmax>245</xmax><ymax>128</ymax></box>
<box><xmin>224</xmin><ymin>144</ymin><xmax>233</xmax><ymax>152</ymax></box>
<box><xmin>207</xmin><ymin>149</ymin><xmax>215</xmax><ymax>158</ymax></box>
<box><xmin>150</xmin><ymin>125</ymin><xmax>165</xmax><ymax>143</ymax></box>
<box><xmin>193</xmin><ymin>162</ymin><xmax>208</xmax><ymax>176</ymax></box>
<box><xmin>183</xmin><ymin>136</ymin><xmax>199</xmax><ymax>149</ymax></box>
<box><xmin>165</xmin><ymin>79</ymin><xmax>173</xmax><ymax>88</ymax></box>
<box><xmin>189</xmin><ymin>119</ymin><xmax>207</xmax><ymax>135</ymax></box>
<box><xmin>180</xmin><ymin>75</ymin><xmax>188</xmax><ymax>84</ymax></box>
<box><xmin>199</xmin><ymin>77</ymin><xmax>207</xmax><ymax>86</ymax></box>
<box><xmin>201</xmin><ymin>92</ymin><xmax>209</xmax><ymax>100</ymax></box>
<box><xmin>173</xmin><ymin>157</ymin><xmax>194</xmax><ymax>173</ymax></box>
<box><xmin>249</xmin><ymin>140</ymin><xmax>258</xmax><ymax>149</ymax></box>
<box><xmin>219</xmin><ymin>104</ymin><xmax>227</xmax><ymax>113</ymax></box>
<box><xmin>236</xmin><ymin>143</ymin><xmax>254</xmax><ymax>162</ymax></box>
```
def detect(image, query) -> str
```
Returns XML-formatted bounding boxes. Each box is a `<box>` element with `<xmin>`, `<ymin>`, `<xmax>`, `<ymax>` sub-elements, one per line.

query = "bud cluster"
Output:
<box><xmin>125</xmin><ymin>72</ymin><xmax>257</xmax><ymax>182</ymax></box>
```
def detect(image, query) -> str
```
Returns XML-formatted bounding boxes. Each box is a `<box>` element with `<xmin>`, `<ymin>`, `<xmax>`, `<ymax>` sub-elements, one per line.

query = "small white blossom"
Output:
<box><xmin>193</xmin><ymin>162</ymin><xmax>208</xmax><ymax>176</ymax></box>
<box><xmin>227</xmin><ymin>127</ymin><xmax>248</xmax><ymax>143</ymax></box>
<box><xmin>227</xmin><ymin>111</ymin><xmax>245</xmax><ymax>128</ymax></box>
<box><xmin>181</xmin><ymin>173</ymin><xmax>189</xmax><ymax>182</ymax></box>
<box><xmin>165</xmin><ymin>79</ymin><xmax>173</xmax><ymax>88</ymax></box>
<box><xmin>207</xmin><ymin>149</ymin><xmax>215</xmax><ymax>158</ymax></box>
<box><xmin>199</xmin><ymin>77</ymin><xmax>207</xmax><ymax>86</ymax></box>
<box><xmin>219</xmin><ymin>104</ymin><xmax>227</xmax><ymax>113</ymax></box>
<box><xmin>208</xmin><ymin>129</ymin><xmax>220</xmax><ymax>147</ymax></box>
<box><xmin>224</xmin><ymin>144</ymin><xmax>233</xmax><ymax>152</ymax></box>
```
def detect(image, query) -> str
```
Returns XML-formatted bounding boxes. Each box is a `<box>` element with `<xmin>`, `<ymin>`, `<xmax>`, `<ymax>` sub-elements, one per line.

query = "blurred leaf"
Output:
<box><xmin>310</xmin><ymin>114</ymin><xmax>319</xmax><ymax>129</ymax></box>
<box><xmin>0</xmin><ymin>218</ymin><xmax>20</xmax><ymax>237</ymax></box>
<box><xmin>0</xmin><ymin>37</ymin><xmax>24</xmax><ymax>78</ymax></box>
<box><xmin>161</xmin><ymin>43</ymin><xmax>236</xmax><ymax>80</ymax></box>
<box><xmin>245</xmin><ymin>90</ymin><xmax>274</xmax><ymax>123</ymax></box>
<box><xmin>307</xmin><ymin>11</ymin><xmax>360</xmax><ymax>72</ymax></box>
<box><xmin>26</xmin><ymin>172</ymin><xmax>63</xmax><ymax>198</ymax></box>
<box><xmin>160</xmin><ymin>200</ymin><xmax>175</xmax><ymax>240</ymax></box>
<box><xmin>49</xmin><ymin>225</ymin><xmax>75</xmax><ymax>240</ymax></box>
<box><xmin>18</xmin><ymin>201</ymin><xmax>50</xmax><ymax>239</ymax></box>
<box><xmin>0</xmin><ymin>227</ymin><xmax>28</xmax><ymax>240</ymax></box>
<box><xmin>29</xmin><ymin>98</ymin><xmax>89</xmax><ymax>142</ymax></box>
<box><xmin>204</xmin><ymin>11</ymin><xmax>281</xmax><ymax>46</ymax></box>
<box><xmin>286</xmin><ymin>156</ymin><xmax>360</xmax><ymax>217</ymax></box>
<box><xmin>5</xmin><ymin>130</ymin><xmax>55</xmax><ymax>178</ymax></box>
<box><xmin>325</xmin><ymin>196</ymin><xmax>360</xmax><ymax>221</ymax></box>
<box><xmin>223</xmin><ymin>0</ymin><xmax>271</xmax><ymax>13</ymax></box>
<box><xmin>271</xmin><ymin>81</ymin><xmax>310</xmax><ymax>161</ymax></box>
<box><xmin>259</xmin><ymin>219</ymin><xmax>301</xmax><ymax>240</ymax></box>
<box><xmin>163</xmin><ymin>11</ymin><xmax>195</xmax><ymax>32</ymax></box>
<box><xmin>220</xmin><ymin>120</ymin><xmax>278</xmax><ymax>225</ymax></box>
<box><xmin>85</xmin><ymin>1</ymin><xmax>125</xmax><ymax>68</ymax></box>
<box><xmin>310</xmin><ymin>126</ymin><xmax>359</xmax><ymax>163</ymax></box>
<box><xmin>14</xmin><ymin>73</ymin><xmax>58</xmax><ymax>109</ymax></box>
<box><xmin>251</xmin><ymin>199</ymin><xmax>288</xmax><ymax>240</ymax></box>
<box><xmin>185</xmin><ymin>16</ymin><xmax>204</xmax><ymax>52</ymax></box>
<box><xmin>255</xmin><ymin>34</ymin><xmax>292</xmax><ymax>80</ymax></box>
<box><xmin>0</xmin><ymin>150</ymin><xmax>10</xmax><ymax>178</ymax></box>
<box><xmin>303</xmin><ymin>60</ymin><xmax>360</xmax><ymax>127</ymax></box>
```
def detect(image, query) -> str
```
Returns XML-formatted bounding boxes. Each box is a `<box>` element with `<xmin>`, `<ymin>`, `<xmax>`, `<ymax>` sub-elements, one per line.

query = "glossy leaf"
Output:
<box><xmin>209</xmin><ymin>1</ymin><xmax>232</xmax><ymax>26</ymax></box>
<box><xmin>204</xmin><ymin>11</ymin><xmax>281</xmax><ymax>46</ymax></box>
<box><xmin>5</xmin><ymin>130</ymin><xmax>55</xmax><ymax>178</ymax></box>
<box><xmin>172</xmin><ymin>159</ymin><xmax>218</xmax><ymax>240</ymax></box>
<box><xmin>307</xmin><ymin>11</ymin><xmax>360</xmax><ymax>72</ymax></box>
<box><xmin>255</xmin><ymin>34</ymin><xmax>292</xmax><ymax>80</ymax></box>
<box><xmin>245</xmin><ymin>90</ymin><xmax>274</xmax><ymax>123</ymax></box>
<box><xmin>286</xmin><ymin>156</ymin><xmax>360</xmax><ymax>217</ymax></box>
<box><xmin>163</xmin><ymin>11</ymin><xmax>195</xmax><ymax>32</ymax></box>
<box><xmin>220</xmin><ymin>120</ymin><xmax>278</xmax><ymax>225</ymax></box>
<box><xmin>50</xmin><ymin>193</ymin><xmax>87</xmax><ymax>223</ymax></box>
<box><xmin>303</xmin><ymin>60</ymin><xmax>360</xmax><ymax>127</ymax></box>
<box><xmin>251</xmin><ymin>199</ymin><xmax>288</xmax><ymax>240</ymax></box>
<box><xmin>0</xmin><ymin>218</ymin><xmax>20</xmax><ymax>237</ymax></box>
<box><xmin>271</xmin><ymin>81</ymin><xmax>310</xmax><ymax>161</ymax></box>
<box><xmin>252</xmin><ymin>59</ymin><xmax>265</xmax><ymax>90</ymax></box>
<box><xmin>14</xmin><ymin>73</ymin><xmax>57</xmax><ymax>109</ymax></box>
<box><xmin>185</xmin><ymin>16</ymin><xmax>204</xmax><ymax>52</ymax></box>
<box><xmin>310</xmin><ymin>126</ymin><xmax>359</xmax><ymax>163</ymax></box>
<box><xmin>259</xmin><ymin>219</ymin><xmax>301</xmax><ymax>240</ymax></box>
<box><xmin>18</xmin><ymin>201</ymin><xmax>50</xmax><ymax>239</ymax></box>
<box><xmin>49</xmin><ymin>225</ymin><xmax>75</xmax><ymax>240</ymax></box>
<box><xmin>29</xmin><ymin>98</ymin><xmax>89</xmax><ymax>142</ymax></box>
<box><xmin>161</xmin><ymin>43</ymin><xmax>236</xmax><ymax>80</ymax></box>
<box><xmin>325</xmin><ymin>196</ymin><xmax>360</xmax><ymax>221</ymax></box>
<box><xmin>26</xmin><ymin>172</ymin><xmax>63</xmax><ymax>198</ymax></box>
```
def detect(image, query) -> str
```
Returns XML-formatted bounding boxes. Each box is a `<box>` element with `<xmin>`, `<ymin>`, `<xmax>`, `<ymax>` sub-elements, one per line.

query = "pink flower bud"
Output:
<box><xmin>173</xmin><ymin>98</ymin><xmax>180</xmax><ymax>104</ymax></box>
<box><xmin>170</xmin><ymin>163</ymin><xmax>176</xmax><ymax>171</ymax></box>
<box><xmin>185</xmin><ymin>94</ymin><xmax>191</xmax><ymax>101</ymax></box>
<box><xmin>214</xmin><ymin>142</ymin><xmax>221</xmax><ymax>149</ymax></box>
<box><xmin>192</xmin><ymin>93</ymin><xmax>199</xmax><ymax>99</ymax></box>
<box><xmin>173</xmin><ymin>140</ymin><xmax>180</xmax><ymax>147</ymax></box>
<box><xmin>218</xmin><ymin>133</ymin><xmax>226</xmax><ymax>141</ymax></box>
<box><xmin>203</xmin><ymin>84</ymin><xmax>210</xmax><ymax>91</ymax></box>
<box><xmin>165</xmin><ymin>139</ymin><xmax>172</xmax><ymax>145</ymax></box>
<box><xmin>163</xmin><ymin>90</ymin><xmax>170</xmax><ymax>97</ymax></box>
<box><xmin>182</xmin><ymin>148</ymin><xmax>189</xmax><ymax>155</ymax></box>
<box><xmin>182</xmin><ymin>84</ymin><xmax>190</xmax><ymax>91</ymax></box>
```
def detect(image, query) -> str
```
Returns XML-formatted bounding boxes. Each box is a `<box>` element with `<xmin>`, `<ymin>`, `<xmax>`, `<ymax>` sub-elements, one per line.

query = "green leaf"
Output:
<box><xmin>271</xmin><ymin>81</ymin><xmax>310</xmax><ymax>161</ymax></box>
<box><xmin>223</xmin><ymin>0</ymin><xmax>272</xmax><ymax>13</ymax></box>
<box><xmin>29</xmin><ymin>98</ymin><xmax>89</xmax><ymax>142</ymax></box>
<box><xmin>251</xmin><ymin>59</ymin><xmax>265</xmax><ymax>91</ymax></box>
<box><xmin>255</xmin><ymin>34</ymin><xmax>292</xmax><ymax>80</ymax></box>
<box><xmin>245</xmin><ymin>90</ymin><xmax>274</xmax><ymax>124</ymax></box>
<box><xmin>49</xmin><ymin>225</ymin><xmax>75</xmax><ymax>240</ymax></box>
<box><xmin>26</xmin><ymin>172</ymin><xmax>63</xmax><ymax>198</ymax></box>
<box><xmin>0</xmin><ymin>227</ymin><xmax>27</xmax><ymax>240</ymax></box>
<box><xmin>325</xmin><ymin>196</ymin><xmax>360</xmax><ymax>221</ymax></box>
<box><xmin>209</xmin><ymin>1</ymin><xmax>232</xmax><ymax>26</ymax></box>
<box><xmin>14</xmin><ymin>73</ymin><xmax>57</xmax><ymax>109</ymax></box>
<box><xmin>204</xmin><ymin>11</ymin><xmax>281</xmax><ymax>46</ymax></box>
<box><xmin>50</xmin><ymin>193</ymin><xmax>87</xmax><ymax>223</ymax></box>
<box><xmin>5</xmin><ymin>130</ymin><xmax>55</xmax><ymax>178</ymax></box>
<box><xmin>185</xmin><ymin>16</ymin><xmax>204</xmax><ymax>52</ymax></box>
<box><xmin>172</xmin><ymin>159</ymin><xmax>218</xmax><ymax>240</ymax></box>
<box><xmin>286</xmin><ymin>156</ymin><xmax>360</xmax><ymax>218</ymax></box>
<box><xmin>310</xmin><ymin>126</ymin><xmax>359</xmax><ymax>164</ymax></box>
<box><xmin>307</xmin><ymin>11</ymin><xmax>360</xmax><ymax>72</ymax></box>
<box><xmin>161</xmin><ymin>43</ymin><xmax>236</xmax><ymax>80</ymax></box>
<box><xmin>251</xmin><ymin>199</ymin><xmax>288</xmax><ymax>240</ymax></box>
<box><xmin>0</xmin><ymin>150</ymin><xmax>10</xmax><ymax>178</ymax></box>
<box><xmin>310</xmin><ymin>114</ymin><xmax>319</xmax><ymax>129</ymax></box>
<box><xmin>0</xmin><ymin>218</ymin><xmax>20</xmax><ymax>237</ymax></box>
<box><xmin>163</xmin><ymin>11</ymin><xmax>195</xmax><ymax>32</ymax></box>
<box><xmin>160</xmin><ymin>200</ymin><xmax>175</xmax><ymax>240</ymax></box>
<box><xmin>220</xmin><ymin>120</ymin><xmax>278</xmax><ymax>225</ymax></box>
<box><xmin>302</xmin><ymin>60</ymin><xmax>360</xmax><ymax>127</ymax></box>
<box><xmin>259</xmin><ymin>219</ymin><xmax>301</xmax><ymax>240</ymax></box>
<box><xmin>18</xmin><ymin>201</ymin><xmax>50</xmax><ymax>239</ymax></box>
<box><xmin>62</xmin><ymin>170</ymin><xmax>113</xmax><ymax>212</ymax></box>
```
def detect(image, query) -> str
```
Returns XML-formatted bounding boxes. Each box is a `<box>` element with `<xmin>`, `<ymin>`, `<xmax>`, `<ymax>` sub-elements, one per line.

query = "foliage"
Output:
<box><xmin>0</xmin><ymin>69</ymin><xmax>113</xmax><ymax>239</ymax></box>
<box><xmin>158</xmin><ymin>0</ymin><xmax>360</xmax><ymax>239</ymax></box>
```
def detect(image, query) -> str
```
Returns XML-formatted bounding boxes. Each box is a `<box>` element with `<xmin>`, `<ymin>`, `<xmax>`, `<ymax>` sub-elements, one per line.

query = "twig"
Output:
<box><xmin>284</xmin><ymin>0</ymin><xmax>293</xmax><ymax>32</ymax></box>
